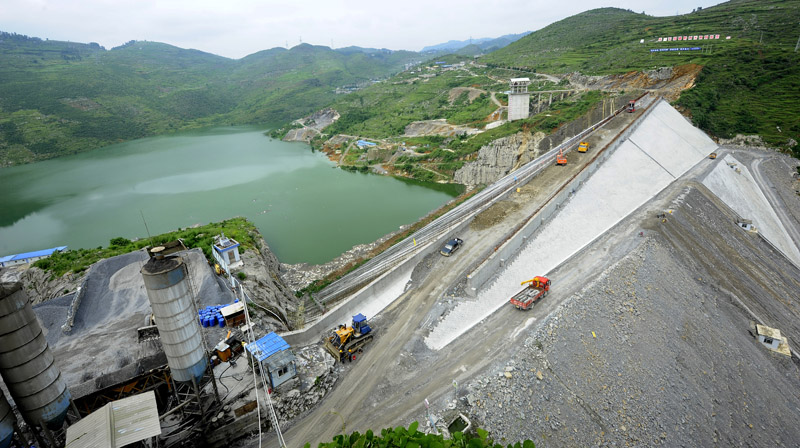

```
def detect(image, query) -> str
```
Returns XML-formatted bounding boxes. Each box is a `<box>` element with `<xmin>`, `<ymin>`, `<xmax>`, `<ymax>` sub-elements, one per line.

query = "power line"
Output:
<box><xmin>237</xmin><ymin>279</ymin><xmax>286</xmax><ymax>448</ymax></box>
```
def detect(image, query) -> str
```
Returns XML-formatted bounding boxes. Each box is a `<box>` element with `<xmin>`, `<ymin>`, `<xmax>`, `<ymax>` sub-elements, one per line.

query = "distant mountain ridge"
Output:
<box><xmin>421</xmin><ymin>32</ymin><xmax>530</xmax><ymax>53</ymax></box>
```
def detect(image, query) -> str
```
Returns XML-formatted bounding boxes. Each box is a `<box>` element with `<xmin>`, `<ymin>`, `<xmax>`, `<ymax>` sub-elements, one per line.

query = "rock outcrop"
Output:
<box><xmin>283</xmin><ymin>108</ymin><xmax>340</xmax><ymax>142</ymax></box>
<box><xmin>9</xmin><ymin>265</ymin><xmax>83</xmax><ymax>305</ymax></box>
<box><xmin>564</xmin><ymin>65</ymin><xmax>702</xmax><ymax>101</ymax></box>
<box><xmin>233</xmin><ymin>231</ymin><xmax>299</xmax><ymax>331</ymax></box>
<box><xmin>454</xmin><ymin>131</ymin><xmax>548</xmax><ymax>186</ymax></box>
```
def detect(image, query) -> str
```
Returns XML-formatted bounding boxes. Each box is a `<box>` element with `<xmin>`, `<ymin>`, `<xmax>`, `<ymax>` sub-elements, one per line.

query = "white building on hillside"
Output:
<box><xmin>508</xmin><ymin>78</ymin><xmax>531</xmax><ymax>121</ymax></box>
<box><xmin>213</xmin><ymin>233</ymin><xmax>242</xmax><ymax>274</ymax></box>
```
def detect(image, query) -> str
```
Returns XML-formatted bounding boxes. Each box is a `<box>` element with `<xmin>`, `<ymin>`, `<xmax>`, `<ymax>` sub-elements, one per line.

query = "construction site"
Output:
<box><xmin>1</xmin><ymin>89</ymin><xmax>799</xmax><ymax>448</ymax></box>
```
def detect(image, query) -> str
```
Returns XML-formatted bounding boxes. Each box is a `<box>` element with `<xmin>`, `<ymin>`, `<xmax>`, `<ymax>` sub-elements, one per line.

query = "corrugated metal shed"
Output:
<box><xmin>65</xmin><ymin>391</ymin><xmax>161</xmax><ymax>448</ymax></box>
<box><xmin>246</xmin><ymin>332</ymin><xmax>290</xmax><ymax>363</ymax></box>
<box><xmin>5</xmin><ymin>246</ymin><xmax>68</xmax><ymax>261</ymax></box>
<box><xmin>12</xmin><ymin>246</ymin><xmax>68</xmax><ymax>260</ymax></box>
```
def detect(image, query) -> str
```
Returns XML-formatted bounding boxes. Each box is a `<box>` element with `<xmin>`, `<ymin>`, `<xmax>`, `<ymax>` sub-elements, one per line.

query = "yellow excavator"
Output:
<box><xmin>324</xmin><ymin>313</ymin><xmax>374</xmax><ymax>362</ymax></box>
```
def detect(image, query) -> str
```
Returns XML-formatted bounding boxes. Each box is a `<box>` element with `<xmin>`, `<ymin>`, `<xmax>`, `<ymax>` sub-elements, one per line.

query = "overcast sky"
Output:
<box><xmin>1</xmin><ymin>0</ymin><xmax>726</xmax><ymax>59</ymax></box>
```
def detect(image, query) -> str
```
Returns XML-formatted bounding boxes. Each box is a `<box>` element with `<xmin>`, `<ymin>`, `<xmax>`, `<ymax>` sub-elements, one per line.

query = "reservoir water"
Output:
<box><xmin>0</xmin><ymin>128</ymin><xmax>459</xmax><ymax>264</ymax></box>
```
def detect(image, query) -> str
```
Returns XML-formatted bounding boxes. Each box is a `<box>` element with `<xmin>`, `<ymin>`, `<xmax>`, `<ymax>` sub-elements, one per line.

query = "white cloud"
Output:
<box><xmin>0</xmin><ymin>0</ymin><xmax>724</xmax><ymax>58</ymax></box>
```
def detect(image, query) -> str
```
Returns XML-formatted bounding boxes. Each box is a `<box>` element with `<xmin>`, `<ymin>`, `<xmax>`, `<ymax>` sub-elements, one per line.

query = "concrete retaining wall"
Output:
<box><xmin>465</xmin><ymin>98</ymin><xmax>662</xmax><ymax>295</ymax></box>
<box><xmin>281</xmin><ymin>220</ymin><xmax>472</xmax><ymax>348</ymax></box>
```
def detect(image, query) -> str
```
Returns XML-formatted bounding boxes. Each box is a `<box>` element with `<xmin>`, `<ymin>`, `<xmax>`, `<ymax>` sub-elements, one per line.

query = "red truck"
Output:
<box><xmin>509</xmin><ymin>276</ymin><xmax>551</xmax><ymax>310</ymax></box>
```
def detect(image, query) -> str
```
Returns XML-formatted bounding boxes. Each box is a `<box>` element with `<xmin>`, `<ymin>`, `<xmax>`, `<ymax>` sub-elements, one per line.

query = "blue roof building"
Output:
<box><xmin>356</xmin><ymin>140</ymin><xmax>377</xmax><ymax>149</ymax></box>
<box><xmin>246</xmin><ymin>332</ymin><xmax>297</xmax><ymax>390</ymax></box>
<box><xmin>0</xmin><ymin>246</ymin><xmax>67</xmax><ymax>267</ymax></box>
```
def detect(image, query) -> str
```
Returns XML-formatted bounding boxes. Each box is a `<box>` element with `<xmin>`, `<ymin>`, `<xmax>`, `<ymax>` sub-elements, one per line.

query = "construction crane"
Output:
<box><xmin>510</xmin><ymin>276</ymin><xmax>551</xmax><ymax>310</ymax></box>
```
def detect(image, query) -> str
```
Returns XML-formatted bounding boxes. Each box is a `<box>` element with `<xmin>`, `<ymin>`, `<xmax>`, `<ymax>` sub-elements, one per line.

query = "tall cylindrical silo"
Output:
<box><xmin>0</xmin><ymin>277</ymin><xmax>70</xmax><ymax>429</ymax></box>
<box><xmin>0</xmin><ymin>389</ymin><xmax>14</xmax><ymax>448</ymax></box>
<box><xmin>141</xmin><ymin>252</ymin><xmax>207</xmax><ymax>383</ymax></box>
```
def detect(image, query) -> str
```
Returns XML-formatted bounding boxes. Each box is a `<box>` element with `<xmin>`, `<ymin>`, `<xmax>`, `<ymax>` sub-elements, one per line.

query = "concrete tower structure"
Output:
<box><xmin>140</xmin><ymin>250</ymin><xmax>207</xmax><ymax>384</ymax></box>
<box><xmin>0</xmin><ymin>389</ymin><xmax>15</xmax><ymax>448</ymax></box>
<box><xmin>508</xmin><ymin>78</ymin><xmax>531</xmax><ymax>121</ymax></box>
<box><xmin>0</xmin><ymin>276</ymin><xmax>71</xmax><ymax>430</ymax></box>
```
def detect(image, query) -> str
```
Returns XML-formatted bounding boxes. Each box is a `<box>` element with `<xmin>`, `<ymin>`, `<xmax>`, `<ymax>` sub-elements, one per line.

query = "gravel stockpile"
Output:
<box><xmin>37</xmin><ymin>248</ymin><xmax>236</xmax><ymax>388</ymax></box>
<box><xmin>456</xmin><ymin>187</ymin><xmax>800</xmax><ymax>447</ymax></box>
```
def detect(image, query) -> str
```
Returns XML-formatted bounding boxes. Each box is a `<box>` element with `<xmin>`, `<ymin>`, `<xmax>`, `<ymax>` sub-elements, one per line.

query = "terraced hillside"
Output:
<box><xmin>484</xmin><ymin>0</ymin><xmax>800</xmax><ymax>153</ymax></box>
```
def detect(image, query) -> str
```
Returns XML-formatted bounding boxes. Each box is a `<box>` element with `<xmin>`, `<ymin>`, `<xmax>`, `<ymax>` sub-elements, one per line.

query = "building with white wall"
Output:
<box><xmin>508</xmin><ymin>78</ymin><xmax>531</xmax><ymax>121</ymax></box>
<box><xmin>212</xmin><ymin>233</ymin><xmax>242</xmax><ymax>274</ymax></box>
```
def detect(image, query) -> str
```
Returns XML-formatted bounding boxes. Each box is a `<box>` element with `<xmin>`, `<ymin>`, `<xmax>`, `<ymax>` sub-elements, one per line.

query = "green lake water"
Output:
<box><xmin>0</xmin><ymin>128</ymin><xmax>460</xmax><ymax>264</ymax></box>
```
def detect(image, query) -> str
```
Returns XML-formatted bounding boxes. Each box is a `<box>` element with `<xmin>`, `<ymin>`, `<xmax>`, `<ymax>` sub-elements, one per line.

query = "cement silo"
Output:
<box><xmin>141</xmin><ymin>251</ymin><xmax>207</xmax><ymax>383</ymax></box>
<box><xmin>0</xmin><ymin>278</ymin><xmax>70</xmax><ymax>428</ymax></box>
<box><xmin>0</xmin><ymin>390</ymin><xmax>14</xmax><ymax>448</ymax></box>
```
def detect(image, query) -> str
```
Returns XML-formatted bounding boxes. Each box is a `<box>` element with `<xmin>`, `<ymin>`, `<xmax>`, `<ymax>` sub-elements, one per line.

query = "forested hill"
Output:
<box><xmin>0</xmin><ymin>32</ymin><xmax>419</xmax><ymax>166</ymax></box>
<box><xmin>482</xmin><ymin>0</ymin><xmax>800</xmax><ymax>153</ymax></box>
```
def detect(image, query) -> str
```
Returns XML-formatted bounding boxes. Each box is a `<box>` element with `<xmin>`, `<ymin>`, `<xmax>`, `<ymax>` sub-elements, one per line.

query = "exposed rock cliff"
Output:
<box><xmin>454</xmin><ymin>131</ymin><xmax>548</xmax><ymax>186</ymax></box>
<box><xmin>454</xmin><ymin>91</ymin><xmax>644</xmax><ymax>187</ymax></box>
<box><xmin>9</xmin><ymin>265</ymin><xmax>83</xmax><ymax>305</ymax></box>
<box><xmin>284</xmin><ymin>108</ymin><xmax>340</xmax><ymax>142</ymax></box>
<box><xmin>231</xmin><ymin>231</ymin><xmax>300</xmax><ymax>330</ymax></box>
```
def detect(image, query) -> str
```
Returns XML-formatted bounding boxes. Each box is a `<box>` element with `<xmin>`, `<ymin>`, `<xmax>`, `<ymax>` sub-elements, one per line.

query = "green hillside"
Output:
<box><xmin>483</xmin><ymin>0</ymin><xmax>800</xmax><ymax>153</ymax></box>
<box><xmin>0</xmin><ymin>33</ymin><xmax>419</xmax><ymax>166</ymax></box>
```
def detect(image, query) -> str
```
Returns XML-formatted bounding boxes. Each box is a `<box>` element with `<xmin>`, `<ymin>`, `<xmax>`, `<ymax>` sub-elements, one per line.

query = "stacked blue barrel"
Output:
<box><xmin>198</xmin><ymin>300</ymin><xmax>238</xmax><ymax>328</ymax></box>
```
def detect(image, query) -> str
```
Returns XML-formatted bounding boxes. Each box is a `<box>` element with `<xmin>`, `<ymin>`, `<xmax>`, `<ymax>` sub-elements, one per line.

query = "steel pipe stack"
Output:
<box><xmin>141</xmin><ymin>250</ymin><xmax>207</xmax><ymax>383</ymax></box>
<box><xmin>0</xmin><ymin>277</ymin><xmax>70</xmax><ymax>429</ymax></box>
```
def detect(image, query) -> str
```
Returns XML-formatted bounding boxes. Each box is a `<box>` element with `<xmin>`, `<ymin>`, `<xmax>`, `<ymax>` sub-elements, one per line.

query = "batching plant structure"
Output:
<box><xmin>0</xmin><ymin>390</ymin><xmax>15</xmax><ymax>448</ymax></box>
<box><xmin>0</xmin><ymin>276</ymin><xmax>71</xmax><ymax>446</ymax></box>
<box><xmin>140</xmin><ymin>247</ymin><xmax>218</xmax><ymax>424</ymax></box>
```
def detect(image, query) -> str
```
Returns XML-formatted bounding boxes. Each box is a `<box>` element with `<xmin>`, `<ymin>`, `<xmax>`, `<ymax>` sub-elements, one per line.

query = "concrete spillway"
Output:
<box><xmin>0</xmin><ymin>276</ymin><xmax>71</xmax><ymax>428</ymax></box>
<box><xmin>425</xmin><ymin>100</ymin><xmax>717</xmax><ymax>350</ymax></box>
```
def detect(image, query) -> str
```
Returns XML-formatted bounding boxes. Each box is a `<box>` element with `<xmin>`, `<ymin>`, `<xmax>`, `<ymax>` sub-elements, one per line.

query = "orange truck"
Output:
<box><xmin>509</xmin><ymin>276</ymin><xmax>551</xmax><ymax>310</ymax></box>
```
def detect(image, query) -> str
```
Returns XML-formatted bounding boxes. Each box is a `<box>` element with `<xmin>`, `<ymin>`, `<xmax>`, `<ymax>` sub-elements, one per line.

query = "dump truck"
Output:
<box><xmin>509</xmin><ymin>276</ymin><xmax>551</xmax><ymax>310</ymax></box>
<box><xmin>578</xmin><ymin>141</ymin><xmax>589</xmax><ymax>153</ymax></box>
<box><xmin>324</xmin><ymin>313</ymin><xmax>373</xmax><ymax>362</ymax></box>
<box><xmin>556</xmin><ymin>149</ymin><xmax>567</xmax><ymax>166</ymax></box>
<box><xmin>627</xmin><ymin>100</ymin><xmax>636</xmax><ymax>113</ymax></box>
